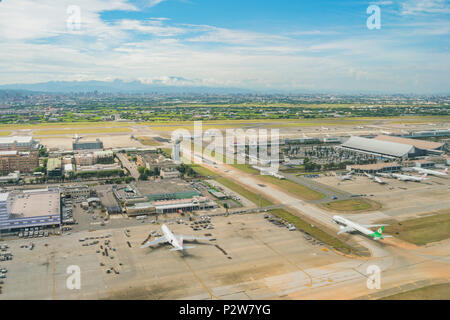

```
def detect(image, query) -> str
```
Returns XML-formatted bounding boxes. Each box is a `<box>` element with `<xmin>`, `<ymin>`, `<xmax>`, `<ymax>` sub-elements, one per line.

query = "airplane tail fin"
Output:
<box><xmin>444</xmin><ymin>168</ymin><xmax>448</xmax><ymax>174</ymax></box>
<box><xmin>374</xmin><ymin>226</ymin><xmax>385</xmax><ymax>237</ymax></box>
<box><xmin>373</xmin><ymin>226</ymin><xmax>393</xmax><ymax>240</ymax></box>
<box><xmin>422</xmin><ymin>174</ymin><xmax>428</xmax><ymax>179</ymax></box>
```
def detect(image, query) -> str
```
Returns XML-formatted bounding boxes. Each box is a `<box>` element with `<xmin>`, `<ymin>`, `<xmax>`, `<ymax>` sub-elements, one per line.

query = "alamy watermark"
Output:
<box><xmin>67</xmin><ymin>5</ymin><xmax>81</xmax><ymax>32</ymax></box>
<box><xmin>171</xmin><ymin>121</ymin><xmax>280</xmax><ymax>174</ymax></box>
<box><xmin>66</xmin><ymin>265</ymin><xmax>81</xmax><ymax>290</ymax></box>
<box><xmin>366</xmin><ymin>265</ymin><xmax>381</xmax><ymax>290</ymax></box>
<box><xmin>367</xmin><ymin>5</ymin><xmax>381</xmax><ymax>30</ymax></box>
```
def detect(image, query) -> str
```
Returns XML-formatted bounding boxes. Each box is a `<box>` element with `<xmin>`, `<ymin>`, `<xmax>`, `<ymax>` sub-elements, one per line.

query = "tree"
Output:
<box><xmin>138</xmin><ymin>166</ymin><xmax>146</xmax><ymax>175</ymax></box>
<box><xmin>224</xmin><ymin>203</ymin><xmax>229</xmax><ymax>216</ymax></box>
<box><xmin>38</xmin><ymin>148</ymin><xmax>48</xmax><ymax>157</ymax></box>
<box><xmin>34</xmin><ymin>166</ymin><xmax>45</xmax><ymax>173</ymax></box>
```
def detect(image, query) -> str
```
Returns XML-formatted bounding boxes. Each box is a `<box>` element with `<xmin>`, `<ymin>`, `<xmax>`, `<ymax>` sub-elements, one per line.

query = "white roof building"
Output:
<box><xmin>341</xmin><ymin>136</ymin><xmax>416</xmax><ymax>159</ymax></box>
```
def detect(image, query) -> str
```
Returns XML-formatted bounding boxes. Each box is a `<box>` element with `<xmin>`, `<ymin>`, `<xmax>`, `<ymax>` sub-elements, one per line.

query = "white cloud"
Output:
<box><xmin>148</xmin><ymin>0</ymin><xmax>166</xmax><ymax>7</ymax></box>
<box><xmin>400</xmin><ymin>0</ymin><xmax>450</xmax><ymax>15</ymax></box>
<box><xmin>0</xmin><ymin>0</ymin><xmax>137</xmax><ymax>40</ymax></box>
<box><xmin>118</xmin><ymin>19</ymin><xmax>187</xmax><ymax>36</ymax></box>
<box><xmin>0</xmin><ymin>0</ymin><xmax>448</xmax><ymax>93</ymax></box>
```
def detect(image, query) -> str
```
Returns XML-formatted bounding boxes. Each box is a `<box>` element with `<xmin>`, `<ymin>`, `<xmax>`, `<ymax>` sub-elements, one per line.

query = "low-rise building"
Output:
<box><xmin>160</xmin><ymin>168</ymin><xmax>181</xmax><ymax>179</ymax></box>
<box><xmin>0</xmin><ymin>171</ymin><xmax>20</xmax><ymax>184</ymax></box>
<box><xmin>0</xmin><ymin>150</ymin><xmax>39</xmax><ymax>174</ymax></box>
<box><xmin>47</xmin><ymin>158</ymin><xmax>62</xmax><ymax>178</ymax></box>
<box><xmin>347</xmin><ymin>162</ymin><xmax>402</xmax><ymax>174</ymax></box>
<box><xmin>0</xmin><ymin>136</ymin><xmax>39</xmax><ymax>151</ymax></box>
<box><xmin>125</xmin><ymin>201</ymin><xmax>156</xmax><ymax>216</ymax></box>
<box><xmin>73</xmin><ymin>138</ymin><xmax>103</xmax><ymax>152</ymax></box>
<box><xmin>63</xmin><ymin>185</ymin><xmax>90</xmax><ymax>198</ymax></box>
<box><xmin>76</xmin><ymin>163</ymin><xmax>122</xmax><ymax>174</ymax></box>
<box><xmin>0</xmin><ymin>189</ymin><xmax>61</xmax><ymax>232</ymax></box>
<box><xmin>74</xmin><ymin>153</ymin><xmax>95</xmax><ymax>166</ymax></box>
<box><xmin>93</xmin><ymin>150</ymin><xmax>114</xmax><ymax>164</ymax></box>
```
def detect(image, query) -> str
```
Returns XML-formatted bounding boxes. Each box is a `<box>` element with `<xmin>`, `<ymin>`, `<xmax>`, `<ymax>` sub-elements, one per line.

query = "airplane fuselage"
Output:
<box><xmin>392</xmin><ymin>173</ymin><xmax>426</xmax><ymax>182</ymax></box>
<box><xmin>161</xmin><ymin>224</ymin><xmax>183</xmax><ymax>250</ymax></box>
<box><xmin>333</xmin><ymin>215</ymin><xmax>374</xmax><ymax>237</ymax></box>
<box><xmin>412</xmin><ymin>167</ymin><xmax>448</xmax><ymax>177</ymax></box>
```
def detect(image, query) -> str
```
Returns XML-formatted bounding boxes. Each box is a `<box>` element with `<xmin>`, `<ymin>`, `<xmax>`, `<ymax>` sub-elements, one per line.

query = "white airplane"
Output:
<box><xmin>412</xmin><ymin>167</ymin><xmax>448</xmax><ymax>177</ymax></box>
<box><xmin>392</xmin><ymin>173</ymin><xmax>428</xmax><ymax>182</ymax></box>
<box><xmin>253</xmin><ymin>166</ymin><xmax>286</xmax><ymax>180</ymax></box>
<box><xmin>141</xmin><ymin>224</ymin><xmax>209</xmax><ymax>252</ymax></box>
<box><xmin>374</xmin><ymin>176</ymin><xmax>387</xmax><ymax>185</ymax></box>
<box><xmin>340</xmin><ymin>171</ymin><xmax>354</xmax><ymax>181</ymax></box>
<box><xmin>333</xmin><ymin>216</ymin><xmax>392</xmax><ymax>240</ymax></box>
<box><xmin>377</xmin><ymin>172</ymin><xmax>393</xmax><ymax>178</ymax></box>
<box><xmin>364</xmin><ymin>172</ymin><xmax>375</xmax><ymax>180</ymax></box>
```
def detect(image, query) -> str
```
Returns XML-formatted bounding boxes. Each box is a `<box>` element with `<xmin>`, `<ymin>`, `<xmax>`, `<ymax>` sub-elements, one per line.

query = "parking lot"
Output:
<box><xmin>0</xmin><ymin>213</ymin><xmax>355</xmax><ymax>300</ymax></box>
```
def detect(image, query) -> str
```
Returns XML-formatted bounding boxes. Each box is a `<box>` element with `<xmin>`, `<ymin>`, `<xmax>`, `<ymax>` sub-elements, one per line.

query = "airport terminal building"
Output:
<box><xmin>0</xmin><ymin>189</ymin><xmax>61</xmax><ymax>233</ymax></box>
<box><xmin>340</xmin><ymin>135</ymin><xmax>442</xmax><ymax>160</ymax></box>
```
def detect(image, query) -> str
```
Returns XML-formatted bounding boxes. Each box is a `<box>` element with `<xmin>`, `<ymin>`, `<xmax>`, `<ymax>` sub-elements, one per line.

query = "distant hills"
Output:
<box><xmin>0</xmin><ymin>79</ymin><xmax>256</xmax><ymax>94</ymax></box>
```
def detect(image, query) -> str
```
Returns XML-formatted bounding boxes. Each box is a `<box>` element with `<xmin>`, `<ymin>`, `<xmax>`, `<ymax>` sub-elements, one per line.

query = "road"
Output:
<box><xmin>116</xmin><ymin>153</ymin><xmax>140</xmax><ymax>180</ymax></box>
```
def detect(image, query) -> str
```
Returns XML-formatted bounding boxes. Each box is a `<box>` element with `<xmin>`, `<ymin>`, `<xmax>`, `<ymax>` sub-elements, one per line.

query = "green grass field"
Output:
<box><xmin>383</xmin><ymin>211</ymin><xmax>450</xmax><ymax>245</ymax></box>
<box><xmin>322</xmin><ymin>199</ymin><xmax>381</xmax><ymax>212</ymax></box>
<box><xmin>136</xmin><ymin>137</ymin><xmax>162</xmax><ymax>147</ymax></box>
<box><xmin>257</xmin><ymin>175</ymin><xmax>325</xmax><ymax>201</ymax></box>
<box><xmin>191</xmin><ymin>165</ymin><xmax>218</xmax><ymax>177</ymax></box>
<box><xmin>381</xmin><ymin>283</ymin><xmax>450</xmax><ymax>300</ymax></box>
<box><xmin>215</xmin><ymin>176</ymin><xmax>273</xmax><ymax>207</ymax></box>
<box><xmin>228</xmin><ymin>163</ymin><xmax>325</xmax><ymax>201</ymax></box>
<box><xmin>161</xmin><ymin>148</ymin><xmax>173</xmax><ymax>157</ymax></box>
<box><xmin>271</xmin><ymin>209</ymin><xmax>360</xmax><ymax>255</ymax></box>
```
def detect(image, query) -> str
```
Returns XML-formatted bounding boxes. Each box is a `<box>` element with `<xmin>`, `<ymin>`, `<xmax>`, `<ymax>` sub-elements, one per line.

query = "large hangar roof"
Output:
<box><xmin>374</xmin><ymin>135</ymin><xmax>444</xmax><ymax>150</ymax></box>
<box><xmin>341</xmin><ymin>136</ymin><xmax>414</xmax><ymax>158</ymax></box>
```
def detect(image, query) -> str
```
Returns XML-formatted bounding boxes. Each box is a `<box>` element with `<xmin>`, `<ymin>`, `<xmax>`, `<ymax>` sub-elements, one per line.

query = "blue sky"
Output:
<box><xmin>0</xmin><ymin>0</ymin><xmax>448</xmax><ymax>93</ymax></box>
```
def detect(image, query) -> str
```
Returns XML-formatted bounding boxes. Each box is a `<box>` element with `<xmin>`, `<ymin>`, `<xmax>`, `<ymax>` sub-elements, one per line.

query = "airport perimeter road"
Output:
<box><xmin>116</xmin><ymin>153</ymin><xmax>140</xmax><ymax>180</ymax></box>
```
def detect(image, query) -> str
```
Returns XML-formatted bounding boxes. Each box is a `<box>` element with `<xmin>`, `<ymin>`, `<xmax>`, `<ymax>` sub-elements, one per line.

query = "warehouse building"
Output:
<box><xmin>73</xmin><ymin>138</ymin><xmax>103</xmax><ymax>152</ymax></box>
<box><xmin>340</xmin><ymin>136</ymin><xmax>417</xmax><ymax>159</ymax></box>
<box><xmin>0</xmin><ymin>189</ymin><xmax>61</xmax><ymax>232</ymax></box>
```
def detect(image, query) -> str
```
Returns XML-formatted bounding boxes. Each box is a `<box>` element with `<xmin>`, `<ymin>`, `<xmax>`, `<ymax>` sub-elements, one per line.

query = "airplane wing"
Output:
<box><xmin>175</xmin><ymin>234</ymin><xmax>210</xmax><ymax>241</ymax></box>
<box><xmin>338</xmin><ymin>227</ymin><xmax>355</xmax><ymax>235</ymax></box>
<box><xmin>140</xmin><ymin>236</ymin><xmax>167</xmax><ymax>249</ymax></box>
